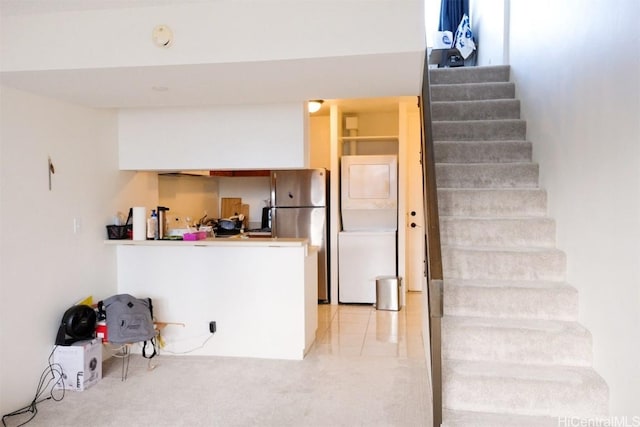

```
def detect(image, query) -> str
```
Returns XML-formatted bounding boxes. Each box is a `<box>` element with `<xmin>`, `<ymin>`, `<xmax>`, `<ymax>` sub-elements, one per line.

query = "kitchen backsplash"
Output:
<box><xmin>158</xmin><ymin>174</ymin><xmax>219</xmax><ymax>228</ymax></box>
<box><xmin>157</xmin><ymin>174</ymin><xmax>270</xmax><ymax>229</ymax></box>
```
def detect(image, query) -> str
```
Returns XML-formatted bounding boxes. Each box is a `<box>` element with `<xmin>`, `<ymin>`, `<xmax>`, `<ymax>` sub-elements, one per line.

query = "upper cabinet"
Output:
<box><xmin>209</xmin><ymin>170</ymin><xmax>270</xmax><ymax>177</ymax></box>
<box><xmin>118</xmin><ymin>103</ymin><xmax>309</xmax><ymax>171</ymax></box>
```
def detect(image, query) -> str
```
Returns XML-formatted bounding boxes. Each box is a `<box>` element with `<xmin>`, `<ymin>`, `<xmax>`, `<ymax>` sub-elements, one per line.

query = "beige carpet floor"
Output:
<box><xmin>11</xmin><ymin>295</ymin><xmax>431</xmax><ymax>427</ymax></box>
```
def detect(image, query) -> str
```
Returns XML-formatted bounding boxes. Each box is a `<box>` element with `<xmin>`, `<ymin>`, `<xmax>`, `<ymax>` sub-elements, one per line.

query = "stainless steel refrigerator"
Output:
<box><xmin>270</xmin><ymin>169</ymin><xmax>329</xmax><ymax>302</ymax></box>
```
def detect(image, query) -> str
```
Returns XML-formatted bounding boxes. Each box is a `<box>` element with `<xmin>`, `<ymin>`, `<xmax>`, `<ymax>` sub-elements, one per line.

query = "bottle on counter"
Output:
<box><xmin>147</xmin><ymin>209</ymin><xmax>158</xmax><ymax>240</ymax></box>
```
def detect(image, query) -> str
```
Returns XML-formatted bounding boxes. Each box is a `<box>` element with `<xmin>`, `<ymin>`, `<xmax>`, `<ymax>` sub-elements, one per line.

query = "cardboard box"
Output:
<box><xmin>53</xmin><ymin>339</ymin><xmax>102</xmax><ymax>391</ymax></box>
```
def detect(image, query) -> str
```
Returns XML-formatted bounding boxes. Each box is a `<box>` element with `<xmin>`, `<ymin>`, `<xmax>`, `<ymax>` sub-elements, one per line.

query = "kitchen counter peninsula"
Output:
<box><xmin>106</xmin><ymin>237</ymin><xmax>318</xmax><ymax>360</ymax></box>
<box><xmin>104</xmin><ymin>236</ymin><xmax>311</xmax><ymax>248</ymax></box>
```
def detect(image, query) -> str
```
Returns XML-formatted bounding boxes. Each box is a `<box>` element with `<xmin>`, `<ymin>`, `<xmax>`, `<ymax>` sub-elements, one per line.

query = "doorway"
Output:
<box><xmin>308</xmin><ymin>97</ymin><xmax>425</xmax><ymax>303</ymax></box>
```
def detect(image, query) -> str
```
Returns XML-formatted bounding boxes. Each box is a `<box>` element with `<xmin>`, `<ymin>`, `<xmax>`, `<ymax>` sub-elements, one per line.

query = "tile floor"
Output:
<box><xmin>313</xmin><ymin>291</ymin><xmax>426</xmax><ymax>360</ymax></box>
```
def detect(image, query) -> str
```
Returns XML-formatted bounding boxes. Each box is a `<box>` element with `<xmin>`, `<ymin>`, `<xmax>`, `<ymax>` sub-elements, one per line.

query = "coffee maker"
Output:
<box><xmin>157</xmin><ymin>206</ymin><xmax>170</xmax><ymax>239</ymax></box>
<box><xmin>261</xmin><ymin>206</ymin><xmax>271</xmax><ymax>230</ymax></box>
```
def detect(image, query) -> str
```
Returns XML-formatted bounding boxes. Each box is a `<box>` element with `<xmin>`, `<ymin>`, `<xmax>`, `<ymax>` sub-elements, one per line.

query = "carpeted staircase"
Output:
<box><xmin>429</xmin><ymin>65</ymin><xmax>609</xmax><ymax>426</ymax></box>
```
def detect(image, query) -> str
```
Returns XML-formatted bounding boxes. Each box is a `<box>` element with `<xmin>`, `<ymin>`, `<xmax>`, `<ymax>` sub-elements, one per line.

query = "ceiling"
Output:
<box><xmin>0</xmin><ymin>53</ymin><xmax>421</xmax><ymax>110</ymax></box>
<box><xmin>0</xmin><ymin>0</ymin><xmax>211</xmax><ymax>16</ymax></box>
<box><xmin>0</xmin><ymin>0</ymin><xmax>422</xmax><ymax>113</ymax></box>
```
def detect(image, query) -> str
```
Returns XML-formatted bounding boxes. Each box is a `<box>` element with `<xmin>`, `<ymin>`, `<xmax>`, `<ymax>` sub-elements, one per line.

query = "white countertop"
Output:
<box><xmin>104</xmin><ymin>236</ymin><xmax>310</xmax><ymax>248</ymax></box>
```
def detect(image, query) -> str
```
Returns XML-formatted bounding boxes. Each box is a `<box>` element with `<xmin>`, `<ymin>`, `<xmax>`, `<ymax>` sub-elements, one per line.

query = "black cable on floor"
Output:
<box><xmin>1</xmin><ymin>346</ymin><xmax>66</xmax><ymax>427</ymax></box>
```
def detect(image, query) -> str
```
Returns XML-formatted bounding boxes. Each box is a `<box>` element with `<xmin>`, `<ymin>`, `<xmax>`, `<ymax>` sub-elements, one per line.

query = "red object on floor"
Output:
<box><xmin>95</xmin><ymin>321</ymin><xmax>108</xmax><ymax>342</ymax></box>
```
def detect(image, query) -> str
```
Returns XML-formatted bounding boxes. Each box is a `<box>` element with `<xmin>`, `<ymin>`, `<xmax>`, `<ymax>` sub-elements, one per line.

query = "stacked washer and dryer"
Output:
<box><xmin>338</xmin><ymin>155</ymin><xmax>398</xmax><ymax>304</ymax></box>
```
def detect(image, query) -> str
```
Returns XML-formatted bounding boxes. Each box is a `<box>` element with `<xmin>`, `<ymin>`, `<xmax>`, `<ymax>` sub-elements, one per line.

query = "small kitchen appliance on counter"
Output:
<box><xmin>261</xmin><ymin>206</ymin><xmax>272</xmax><ymax>230</ymax></box>
<box><xmin>157</xmin><ymin>206</ymin><xmax>170</xmax><ymax>239</ymax></box>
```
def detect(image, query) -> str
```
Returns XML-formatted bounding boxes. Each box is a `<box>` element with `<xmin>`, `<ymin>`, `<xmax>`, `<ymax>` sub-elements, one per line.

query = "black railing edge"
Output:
<box><xmin>419</xmin><ymin>49</ymin><xmax>444</xmax><ymax>427</ymax></box>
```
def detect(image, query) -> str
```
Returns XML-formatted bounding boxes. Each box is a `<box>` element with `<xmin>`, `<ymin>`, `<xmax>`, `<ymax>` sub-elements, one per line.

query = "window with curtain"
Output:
<box><xmin>438</xmin><ymin>0</ymin><xmax>469</xmax><ymax>33</ymax></box>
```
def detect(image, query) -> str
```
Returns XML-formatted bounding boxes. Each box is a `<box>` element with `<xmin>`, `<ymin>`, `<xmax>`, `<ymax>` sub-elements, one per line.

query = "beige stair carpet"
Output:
<box><xmin>430</xmin><ymin>65</ymin><xmax>609</xmax><ymax>425</ymax></box>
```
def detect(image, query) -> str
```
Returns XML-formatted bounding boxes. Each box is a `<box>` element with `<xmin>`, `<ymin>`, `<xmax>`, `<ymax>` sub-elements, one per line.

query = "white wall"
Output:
<box><xmin>118</xmin><ymin>103</ymin><xmax>308</xmax><ymax>170</ymax></box>
<box><xmin>354</xmin><ymin>111</ymin><xmax>400</xmax><ymax>137</ymax></box>
<box><xmin>424</xmin><ymin>0</ymin><xmax>442</xmax><ymax>48</ymax></box>
<box><xmin>470</xmin><ymin>0</ymin><xmax>509</xmax><ymax>65</ymax></box>
<box><xmin>0</xmin><ymin>86</ymin><xmax>157</xmax><ymax>414</ymax></box>
<box><xmin>310</xmin><ymin>116</ymin><xmax>331</xmax><ymax>171</ymax></box>
<box><xmin>508</xmin><ymin>0</ymin><xmax>640</xmax><ymax>415</ymax></box>
<box><xmin>343</xmin><ymin>111</ymin><xmax>400</xmax><ymax>155</ymax></box>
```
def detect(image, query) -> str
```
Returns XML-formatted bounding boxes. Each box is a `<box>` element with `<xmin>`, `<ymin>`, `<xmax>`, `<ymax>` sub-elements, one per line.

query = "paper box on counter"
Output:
<box><xmin>53</xmin><ymin>338</ymin><xmax>102</xmax><ymax>391</ymax></box>
<box><xmin>433</xmin><ymin>31</ymin><xmax>454</xmax><ymax>49</ymax></box>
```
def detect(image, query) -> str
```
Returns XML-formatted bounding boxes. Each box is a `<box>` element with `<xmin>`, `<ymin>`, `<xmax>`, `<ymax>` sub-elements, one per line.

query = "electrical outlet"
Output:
<box><xmin>209</xmin><ymin>321</ymin><xmax>216</xmax><ymax>334</ymax></box>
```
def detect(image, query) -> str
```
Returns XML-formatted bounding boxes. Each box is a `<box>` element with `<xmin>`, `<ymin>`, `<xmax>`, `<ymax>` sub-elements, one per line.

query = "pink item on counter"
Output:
<box><xmin>183</xmin><ymin>231</ymin><xmax>207</xmax><ymax>241</ymax></box>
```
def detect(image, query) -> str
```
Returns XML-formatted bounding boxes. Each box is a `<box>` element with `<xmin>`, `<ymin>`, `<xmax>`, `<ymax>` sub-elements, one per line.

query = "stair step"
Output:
<box><xmin>443</xmin><ymin>409</ymin><xmax>560</xmax><ymax>427</ymax></box>
<box><xmin>430</xmin><ymin>65</ymin><xmax>511</xmax><ymax>84</ymax></box>
<box><xmin>436</xmin><ymin>163</ymin><xmax>539</xmax><ymax>189</ymax></box>
<box><xmin>435</xmin><ymin>140</ymin><xmax>532</xmax><ymax>163</ymax></box>
<box><xmin>433</xmin><ymin>119</ymin><xmax>527</xmax><ymax>141</ymax></box>
<box><xmin>438</xmin><ymin>189</ymin><xmax>547</xmax><ymax>217</ymax></box>
<box><xmin>443</xmin><ymin>316</ymin><xmax>592</xmax><ymax>366</ymax></box>
<box><xmin>432</xmin><ymin>64</ymin><xmax>610</xmax><ymax>421</ymax></box>
<box><xmin>440</xmin><ymin>217</ymin><xmax>555</xmax><ymax>247</ymax></box>
<box><xmin>432</xmin><ymin>99</ymin><xmax>521</xmax><ymax>121</ymax></box>
<box><xmin>430</xmin><ymin>82</ymin><xmax>516</xmax><ymax>102</ymax></box>
<box><xmin>442</xmin><ymin>246</ymin><xmax>566</xmax><ymax>281</ymax></box>
<box><xmin>444</xmin><ymin>279</ymin><xmax>579</xmax><ymax>321</ymax></box>
<box><xmin>443</xmin><ymin>360</ymin><xmax>609</xmax><ymax>417</ymax></box>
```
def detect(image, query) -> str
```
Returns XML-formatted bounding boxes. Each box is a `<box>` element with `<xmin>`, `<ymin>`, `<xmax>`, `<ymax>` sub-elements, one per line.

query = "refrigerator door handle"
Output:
<box><xmin>270</xmin><ymin>207</ymin><xmax>277</xmax><ymax>237</ymax></box>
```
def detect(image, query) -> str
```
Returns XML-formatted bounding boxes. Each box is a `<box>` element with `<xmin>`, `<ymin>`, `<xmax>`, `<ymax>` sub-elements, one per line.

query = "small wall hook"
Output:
<box><xmin>48</xmin><ymin>156</ymin><xmax>55</xmax><ymax>190</ymax></box>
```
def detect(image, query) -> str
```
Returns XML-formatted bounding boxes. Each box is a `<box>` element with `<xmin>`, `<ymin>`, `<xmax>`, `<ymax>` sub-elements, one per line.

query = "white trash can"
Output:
<box><xmin>376</xmin><ymin>276</ymin><xmax>401</xmax><ymax>311</ymax></box>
